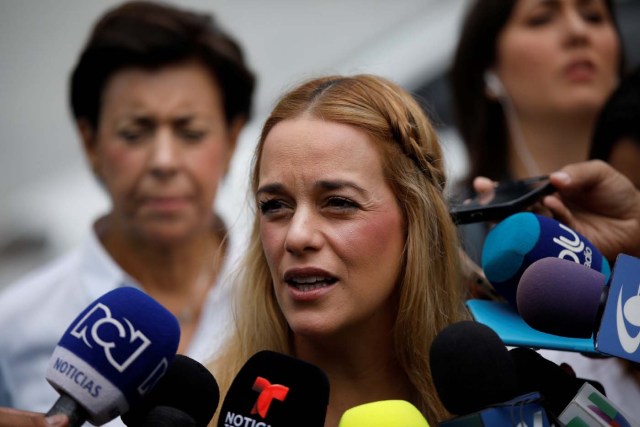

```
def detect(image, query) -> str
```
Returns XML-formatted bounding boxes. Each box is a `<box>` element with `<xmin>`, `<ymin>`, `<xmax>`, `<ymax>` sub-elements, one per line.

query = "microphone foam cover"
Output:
<box><xmin>46</xmin><ymin>287</ymin><xmax>180</xmax><ymax>425</ymax></box>
<box><xmin>121</xmin><ymin>354</ymin><xmax>219</xmax><ymax>427</ymax></box>
<box><xmin>429</xmin><ymin>321</ymin><xmax>516</xmax><ymax>415</ymax></box>
<box><xmin>338</xmin><ymin>400</ymin><xmax>430</xmax><ymax>427</ymax></box>
<box><xmin>517</xmin><ymin>257</ymin><xmax>605</xmax><ymax>338</ymax></box>
<box><xmin>482</xmin><ymin>213</ymin><xmax>610</xmax><ymax>308</ymax></box>
<box><xmin>509</xmin><ymin>347</ymin><xmax>584</xmax><ymax>416</ymax></box>
<box><xmin>217</xmin><ymin>350</ymin><xmax>329</xmax><ymax>427</ymax></box>
<box><xmin>138</xmin><ymin>406</ymin><xmax>196</xmax><ymax>427</ymax></box>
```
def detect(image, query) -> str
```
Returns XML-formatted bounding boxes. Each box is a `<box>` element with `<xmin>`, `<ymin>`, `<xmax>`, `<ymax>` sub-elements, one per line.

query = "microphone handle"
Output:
<box><xmin>46</xmin><ymin>394</ymin><xmax>88</xmax><ymax>427</ymax></box>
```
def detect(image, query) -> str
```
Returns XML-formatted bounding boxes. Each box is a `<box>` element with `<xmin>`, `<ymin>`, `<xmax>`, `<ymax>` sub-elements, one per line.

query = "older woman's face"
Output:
<box><xmin>83</xmin><ymin>62</ymin><xmax>238</xmax><ymax>243</ymax></box>
<box><xmin>494</xmin><ymin>0</ymin><xmax>619</xmax><ymax>117</ymax></box>
<box><xmin>257</xmin><ymin>117</ymin><xmax>405</xmax><ymax>339</ymax></box>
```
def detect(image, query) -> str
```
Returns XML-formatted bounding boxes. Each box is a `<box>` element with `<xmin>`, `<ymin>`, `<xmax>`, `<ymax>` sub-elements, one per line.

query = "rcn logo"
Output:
<box><xmin>251</xmin><ymin>376</ymin><xmax>289</xmax><ymax>418</ymax></box>
<box><xmin>616</xmin><ymin>283</ymin><xmax>640</xmax><ymax>354</ymax></box>
<box><xmin>70</xmin><ymin>302</ymin><xmax>151</xmax><ymax>372</ymax></box>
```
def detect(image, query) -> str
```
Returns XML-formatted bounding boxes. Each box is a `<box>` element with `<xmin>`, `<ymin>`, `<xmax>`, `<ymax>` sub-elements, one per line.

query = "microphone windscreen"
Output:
<box><xmin>429</xmin><ymin>321</ymin><xmax>516</xmax><ymax>415</ymax></box>
<box><xmin>482</xmin><ymin>212</ymin><xmax>610</xmax><ymax>307</ymax></box>
<box><xmin>45</xmin><ymin>287</ymin><xmax>180</xmax><ymax>425</ymax></box>
<box><xmin>137</xmin><ymin>406</ymin><xmax>196</xmax><ymax>427</ymax></box>
<box><xmin>217</xmin><ymin>350</ymin><xmax>329</xmax><ymax>427</ymax></box>
<box><xmin>509</xmin><ymin>347</ymin><xmax>585</xmax><ymax>416</ymax></box>
<box><xmin>517</xmin><ymin>257</ymin><xmax>605</xmax><ymax>338</ymax></box>
<box><xmin>121</xmin><ymin>354</ymin><xmax>219</xmax><ymax>427</ymax></box>
<box><xmin>338</xmin><ymin>400</ymin><xmax>430</xmax><ymax>427</ymax></box>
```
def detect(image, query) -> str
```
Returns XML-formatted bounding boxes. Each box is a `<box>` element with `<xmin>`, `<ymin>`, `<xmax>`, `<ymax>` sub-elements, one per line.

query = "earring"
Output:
<box><xmin>484</xmin><ymin>70</ymin><xmax>505</xmax><ymax>99</ymax></box>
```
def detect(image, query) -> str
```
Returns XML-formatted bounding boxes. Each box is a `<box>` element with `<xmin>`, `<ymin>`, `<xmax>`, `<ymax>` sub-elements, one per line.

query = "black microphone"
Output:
<box><xmin>121</xmin><ymin>354</ymin><xmax>219</xmax><ymax>427</ymax></box>
<box><xmin>217</xmin><ymin>350</ymin><xmax>329</xmax><ymax>427</ymax></box>
<box><xmin>509</xmin><ymin>346</ymin><xmax>605</xmax><ymax>417</ymax></box>
<box><xmin>430</xmin><ymin>321</ymin><xmax>552</xmax><ymax>426</ymax></box>
<box><xmin>430</xmin><ymin>320</ymin><xmax>517</xmax><ymax>415</ymax></box>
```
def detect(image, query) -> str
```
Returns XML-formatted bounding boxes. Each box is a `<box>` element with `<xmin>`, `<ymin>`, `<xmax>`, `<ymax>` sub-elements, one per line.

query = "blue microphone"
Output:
<box><xmin>45</xmin><ymin>287</ymin><xmax>180</xmax><ymax>426</ymax></box>
<box><xmin>482</xmin><ymin>212</ymin><xmax>610</xmax><ymax>307</ymax></box>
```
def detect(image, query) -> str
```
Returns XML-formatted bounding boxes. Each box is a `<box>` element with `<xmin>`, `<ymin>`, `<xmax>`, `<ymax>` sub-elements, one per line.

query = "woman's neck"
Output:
<box><xmin>294</xmin><ymin>326</ymin><xmax>413</xmax><ymax>427</ymax></box>
<box><xmin>506</xmin><ymin>110</ymin><xmax>595</xmax><ymax>180</ymax></box>
<box><xmin>97</xmin><ymin>214</ymin><xmax>226</xmax><ymax>351</ymax></box>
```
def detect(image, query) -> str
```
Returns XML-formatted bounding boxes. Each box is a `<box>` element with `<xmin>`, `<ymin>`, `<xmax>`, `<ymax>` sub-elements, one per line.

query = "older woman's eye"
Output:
<box><xmin>180</xmin><ymin>128</ymin><xmax>207</xmax><ymax>142</ymax></box>
<box><xmin>118</xmin><ymin>128</ymin><xmax>145</xmax><ymax>144</ymax></box>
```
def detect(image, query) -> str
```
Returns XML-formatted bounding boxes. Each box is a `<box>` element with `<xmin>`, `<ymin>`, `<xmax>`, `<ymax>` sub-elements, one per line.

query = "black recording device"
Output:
<box><xmin>449</xmin><ymin>176</ymin><xmax>555</xmax><ymax>224</ymax></box>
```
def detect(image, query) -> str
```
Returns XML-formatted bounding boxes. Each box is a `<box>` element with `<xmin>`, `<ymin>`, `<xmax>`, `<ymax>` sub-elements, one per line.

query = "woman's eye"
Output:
<box><xmin>118</xmin><ymin>128</ymin><xmax>145</xmax><ymax>144</ymax></box>
<box><xmin>325</xmin><ymin>196</ymin><xmax>359</xmax><ymax>210</ymax></box>
<box><xmin>180</xmin><ymin>129</ymin><xmax>207</xmax><ymax>142</ymax></box>
<box><xmin>259</xmin><ymin>199</ymin><xmax>288</xmax><ymax>215</ymax></box>
<box><xmin>526</xmin><ymin>12</ymin><xmax>552</xmax><ymax>27</ymax></box>
<box><xmin>581</xmin><ymin>9</ymin><xmax>607</xmax><ymax>24</ymax></box>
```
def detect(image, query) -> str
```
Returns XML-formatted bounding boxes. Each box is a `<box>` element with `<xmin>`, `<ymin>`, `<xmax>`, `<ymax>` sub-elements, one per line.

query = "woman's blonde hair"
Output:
<box><xmin>209</xmin><ymin>74</ymin><xmax>466</xmax><ymax>424</ymax></box>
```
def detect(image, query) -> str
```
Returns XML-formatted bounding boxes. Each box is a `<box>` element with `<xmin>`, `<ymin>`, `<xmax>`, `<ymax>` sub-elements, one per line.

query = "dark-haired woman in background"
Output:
<box><xmin>450</xmin><ymin>0</ymin><xmax>625</xmax><ymax>263</ymax></box>
<box><xmin>0</xmin><ymin>2</ymin><xmax>255</xmax><ymax>422</ymax></box>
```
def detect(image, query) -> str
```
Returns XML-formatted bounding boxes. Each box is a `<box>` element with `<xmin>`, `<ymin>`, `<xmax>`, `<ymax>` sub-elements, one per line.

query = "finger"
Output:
<box><xmin>472</xmin><ymin>176</ymin><xmax>496</xmax><ymax>193</ymax></box>
<box><xmin>542</xmin><ymin>195</ymin><xmax>573</xmax><ymax>225</ymax></box>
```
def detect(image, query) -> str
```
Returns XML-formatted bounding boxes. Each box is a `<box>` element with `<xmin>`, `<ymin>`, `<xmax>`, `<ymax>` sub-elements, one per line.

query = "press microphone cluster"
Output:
<box><xmin>45</xmin><ymin>287</ymin><xmax>181</xmax><ymax>426</ymax></box>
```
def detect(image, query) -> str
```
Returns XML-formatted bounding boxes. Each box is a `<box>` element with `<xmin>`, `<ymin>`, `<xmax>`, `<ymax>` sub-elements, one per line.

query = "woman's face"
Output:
<box><xmin>257</xmin><ymin>116</ymin><xmax>405</xmax><ymax>340</ymax></box>
<box><xmin>494</xmin><ymin>0</ymin><xmax>619</xmax><ymax>117</ymax></box>
<box><xmin>83</xmin><ymin>62</ymin><xmax>239</xmax><ymax>244</ymax></box>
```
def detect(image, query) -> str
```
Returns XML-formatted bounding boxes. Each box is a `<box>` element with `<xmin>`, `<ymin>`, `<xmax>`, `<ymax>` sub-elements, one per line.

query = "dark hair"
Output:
<box><xmin>450</xmin><ymin>0</ymin><xmax>625</xmax><ymax>186</ymax></box>
<box><xmin>590</xmin><ymin>66</ymin><xmax>640</xmax><ymax>160</ymax></box>
<box><xmin>70</xmin><ymin>0</ymin><xmax>255</xmax><ymax>130</ymax></box>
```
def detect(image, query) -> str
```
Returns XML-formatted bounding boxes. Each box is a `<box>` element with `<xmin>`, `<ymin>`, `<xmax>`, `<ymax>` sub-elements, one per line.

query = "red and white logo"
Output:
<box><xmin>251</xmin><ymin>376</ymin><xmax>289</xmax><ymax>418</ymax></box>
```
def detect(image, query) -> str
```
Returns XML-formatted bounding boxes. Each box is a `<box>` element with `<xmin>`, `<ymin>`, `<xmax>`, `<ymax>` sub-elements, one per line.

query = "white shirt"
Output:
<box><xmin>0</xmin><ymin>222</ymin><xmax>241</xmax><ymax>426</ymax></box>
<box><xmin>538</xmin><ymin>349</ymin><xmax>640</xmax><ymax>424</ymax></box>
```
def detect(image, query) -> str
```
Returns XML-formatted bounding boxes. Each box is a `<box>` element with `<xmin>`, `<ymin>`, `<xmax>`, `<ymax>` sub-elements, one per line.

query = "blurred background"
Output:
<box><xmin>1</xmin><ymin>0</ymin><xmax>639</xmax><ymax>288</ymax></box>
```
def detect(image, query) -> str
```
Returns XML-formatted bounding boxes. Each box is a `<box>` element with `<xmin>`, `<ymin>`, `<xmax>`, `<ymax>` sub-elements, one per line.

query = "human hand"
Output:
<box><xmin>0</xmin><ymin>408</ymin><xmax>68</xmax><ymax>427</ymax></box>
<box><xmin>543</xmin><ymin>160</ymin><xmax>640</xmax><ymax>261</ymax></box>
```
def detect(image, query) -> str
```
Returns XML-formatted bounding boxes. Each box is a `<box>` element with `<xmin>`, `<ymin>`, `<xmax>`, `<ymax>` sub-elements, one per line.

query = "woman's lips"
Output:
<box><xmin>142</xmin><ymin>196</ymin><xmax>190</xmax><ymax>212</ymax></box>
<box><xmin>283</xmin><ymin>268</ymin><xmax>338</xmax><ymax>301</ymax></box>
<box><xmin>564</xmin><ymin>60</ymin><xmax>596</xmax><ymax>82</ymax></box>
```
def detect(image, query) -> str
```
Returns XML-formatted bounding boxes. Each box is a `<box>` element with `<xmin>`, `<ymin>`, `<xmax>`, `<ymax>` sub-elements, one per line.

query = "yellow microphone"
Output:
<box><xmin>338</xmin><ymin>400</ymin><xmax>430</xmax><ymax>427</ymax></box>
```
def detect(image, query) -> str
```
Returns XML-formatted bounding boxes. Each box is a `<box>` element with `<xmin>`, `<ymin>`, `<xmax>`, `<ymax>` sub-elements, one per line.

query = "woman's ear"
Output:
<box><xmin>223</xmin><ymin>115</ymin><xmax>246</xmax><ymax>176</ymax></box>
<box><xmin>77</xmin><ymin>119</ymin><xmax>100</xmax><ymax>176</ymax></box>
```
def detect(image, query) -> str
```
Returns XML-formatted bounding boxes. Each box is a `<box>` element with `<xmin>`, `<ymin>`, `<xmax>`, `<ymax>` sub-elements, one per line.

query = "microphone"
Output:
<box><xmin>482</xmin><ymin>212</ymin><xmax>611</xmax><ymax>307</ymax></box>
<box><xmin>121</xmin><ymin>354</ymin><xmax>219</xmax><ymax>427</ymax></box>
<box><xmin>557</xmin><ymin>382</ymin><xmax>635</xmax><ymax>427</ymax></box>
<box><xmin>217</xmin><ymin>350</ymin><xmax>329</xmax><ymax>427</ymax></box>
<box><xmin>430</xmin><ymin>321</ymin><xmax>552</xmax><ymax>426</ymax></box>
<box><xmin>430</xmin><ymin>320</ymin><xmax>517</xmax><ymax>415</ymax></box>
<box><xmin>338</xmin><ymin>400</ymin><xmax>430</xmax><ymax>427</ymax></box>
<box><xmin>45</xmin><ymin>287</ymin><xmax>180</xmax><ymax>426</ymax></box>
<box><xmin>517</xmin><ymin>254</ymin><xmax>640</xmax><ymax>363</ymax></box>
<box><xmin>509</xmin><ymin>347</ymin><xmax>605</xmax><ymax>417</ymax></box>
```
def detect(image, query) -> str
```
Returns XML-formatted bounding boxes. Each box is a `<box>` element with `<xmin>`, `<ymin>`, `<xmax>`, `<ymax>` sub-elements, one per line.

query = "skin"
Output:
<box><xmin>492</xmin><ymin>0</ymin><xmax>620</xmax><ymax>178</ymax></box>
<box><xmin>256</xmin><ymin>116</ymin><xmax>410</xmax><ymax>425</ymax></box>
<box><xmin>496</xmin><ymin>0</ymin><xmax>619</xmax><ymax>118</ymax></box>
<box><xmin>0</xmin><ymin>409</ymin><xmax>67</xmax><ymax>427</ymax></box>
<box><xmin>78</xmin><ymin>61</ymin><xmax>243</xmax><ymax>352</ymax></box>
